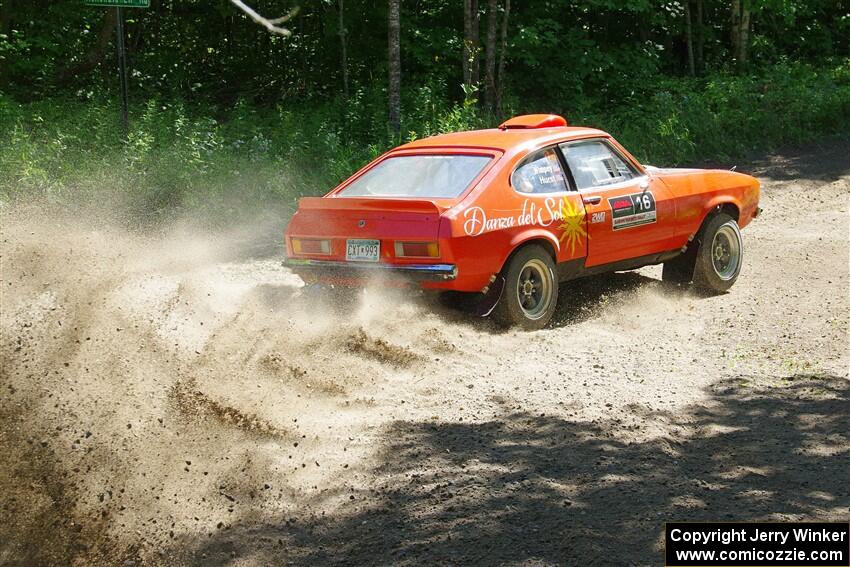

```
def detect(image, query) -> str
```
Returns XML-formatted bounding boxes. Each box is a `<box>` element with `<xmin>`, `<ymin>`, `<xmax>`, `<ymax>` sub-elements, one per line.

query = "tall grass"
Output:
<box><xmin>1</xmin><ymin>61</ymin><xmax>847</xmax><ymax>223</ymax></box>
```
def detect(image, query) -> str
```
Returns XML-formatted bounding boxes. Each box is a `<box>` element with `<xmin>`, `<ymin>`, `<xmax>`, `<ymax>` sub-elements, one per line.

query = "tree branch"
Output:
<box><xmin>229</xmin><ymin>0</ymin><xmax>299</xmax><ymax>36</ymax></box>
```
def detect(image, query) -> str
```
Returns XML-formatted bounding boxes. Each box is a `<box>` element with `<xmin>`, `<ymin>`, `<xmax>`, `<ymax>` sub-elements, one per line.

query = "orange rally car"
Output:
<box><xmin>284</xmin><ymin>114</ymin><xmax>761</xmax><ymax>329</ymax></box>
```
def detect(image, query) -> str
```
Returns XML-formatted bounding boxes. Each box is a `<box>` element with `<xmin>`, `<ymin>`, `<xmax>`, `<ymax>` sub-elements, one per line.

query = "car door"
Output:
<box><xmin>559</xmin><ymin>138</ymin><xmax>675</xmax><ymax>268</ymax></box>
<box><xmin>510</xmin><ymin>146</ymin><xmax>588</xmax><ymax>265</ymax></box>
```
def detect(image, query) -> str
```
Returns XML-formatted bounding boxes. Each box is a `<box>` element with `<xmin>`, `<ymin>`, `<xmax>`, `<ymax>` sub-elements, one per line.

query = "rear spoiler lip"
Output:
<box><xmin>297</xmin><ymin>196</ymin><xmax>447</xmax><ymax>215</ymax></box>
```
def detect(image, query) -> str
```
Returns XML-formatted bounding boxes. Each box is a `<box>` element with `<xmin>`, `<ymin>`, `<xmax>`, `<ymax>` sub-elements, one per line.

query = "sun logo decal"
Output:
<box><xmin>558</xmin><ymin>196</ymin><xmax>588</xmax><ymax>255</ymax></box>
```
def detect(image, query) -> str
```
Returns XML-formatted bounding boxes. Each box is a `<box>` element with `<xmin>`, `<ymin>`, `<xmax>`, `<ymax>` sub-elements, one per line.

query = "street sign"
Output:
<box><xmin>84</xmin><ymin>0</ymin><xmax>149</xmax><ymax>8</ymax></box>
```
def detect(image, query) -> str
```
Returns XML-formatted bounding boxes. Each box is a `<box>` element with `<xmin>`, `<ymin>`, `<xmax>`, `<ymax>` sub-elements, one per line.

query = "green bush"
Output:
<box><xmin>574</xmin><ymin>61</ymin><xmax>850</xmax><ymax>164</ymax></box>
<box><xmin>1</xmin><ymin>62</ymin><xmax>847</xmax><ymax>224</ymax></box>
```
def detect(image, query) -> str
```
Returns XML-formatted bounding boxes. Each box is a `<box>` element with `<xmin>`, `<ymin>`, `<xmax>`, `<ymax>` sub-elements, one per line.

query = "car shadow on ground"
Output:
<box><xmin>549</xmin><ymin>271</ymin><xmax>690</xmax><ymax>328</ymax></box>
<box><xmin>426</xmin><ymin>271</ymin><xmax>707</xmax><ymax>332</ymax></box>
<box><xmin>268</xmin><ymin>268</ymin><xmax>712</xmax><ymax>335</ymax></box>
<box><xmin>173</xmin><ymin>374</ymin><xmax>849</xmax><ymax>566</ymax></box>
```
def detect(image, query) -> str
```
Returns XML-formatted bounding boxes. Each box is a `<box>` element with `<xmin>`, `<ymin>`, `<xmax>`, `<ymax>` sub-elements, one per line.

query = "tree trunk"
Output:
<box><xmin>470</xmin><ymin>0</ymin><xmax>479</xmax><ymax>87</ymax></box>
<box><xmin>685</xmin><ymin>0</ymin><xmax>695</xmax><ymax>76</ymax></box>
<box><xmin>483</xmin><ymin>0</ymin><xmax>497</xmax><ymax>113</ymax></box>
<box><xmin>55</xmin><ymin>9</ymin><xmax>118</xmax><ymax>85</ymax></box>
<box><xmin>739</xmin><ymin>4</ymin><xmax>751</xmax><ymax>66</ymax></box>
<box><xmin>731</xmin><ymin>0</ymin><xmax>740</xmax><ymax>64</ymax></box>
<box><xmin>463</xmin><ymin>0</ymin><xmax>472</xmax><ymax>90</ymax></box>
<box><xmin>637</xmin><ymin>9</ymin><xmax>650</xmax><ymax>44</ymax></box>
<box><xmin>731</xmin><ymin>0</ymin><xmax>751</xmax><ymax>69</ymax></box>
<box><xmin>338</xmin><ymin>0</ymin><xmax>349</xmax><ymax>99</ymax></box>
<box><xmin>462</xmin><ymin>0</ymin><xmax>480</xmax><ymax>99</ymax></box>
<box><xmin>1</xmin><ymin>0</ymin><xmax>13</xmax><ymax>37</ymax></box>
<box><xmin>695</xmin><ymin>0</ymin><xmax>704</xmax><ymax>74</ymax></box>
<box><xmin>495</xmin><ymin>0</ymin><xmax>510</xmax><ymax>115</ymax></box>
<box><xmin>130</xmin><ymin>0</ymin><xmax>147</xmax><ymax>54</ymax></box>
<box><xmin>387</xmin><ymin>0</ymin><xmax>401</xmax><ymax>135</ymax></box>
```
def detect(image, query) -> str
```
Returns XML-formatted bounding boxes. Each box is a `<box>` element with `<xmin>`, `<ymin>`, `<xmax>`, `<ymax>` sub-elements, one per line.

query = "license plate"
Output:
<box><xmin>345</xmin><ymin>239</ymin><xmax>380</xmax><ymax>262</ymax></box>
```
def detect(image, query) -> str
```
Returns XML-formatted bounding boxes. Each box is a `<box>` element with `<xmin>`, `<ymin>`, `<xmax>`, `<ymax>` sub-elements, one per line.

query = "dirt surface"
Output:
<box><xmin>1</xmin><ymin>142</ymin><xmax>848</xmax><ymax>566</ymax></box>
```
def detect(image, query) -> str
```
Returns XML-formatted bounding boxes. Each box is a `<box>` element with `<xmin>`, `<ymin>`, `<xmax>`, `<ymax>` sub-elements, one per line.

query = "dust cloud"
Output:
<box><xmin>2</xmin><ymin>142</ymin><xmax>848</xmax><ymax>565</ymax></box>
<box><xmin>0</xmin><ymin>203</ymin><xmax>482</xmax><ymax>565</ymax></box>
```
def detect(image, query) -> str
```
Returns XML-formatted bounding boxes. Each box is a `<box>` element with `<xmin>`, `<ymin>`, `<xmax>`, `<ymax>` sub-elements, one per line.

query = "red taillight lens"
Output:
<box><xmin>394</xmin><ymin>241</ymin><xmax>439</xmax><ymax>258</ymax></box>
<box><xmin>291</xmin><ymin>238</ymin><xmax>331</xmax><ymax>255</ymax></box>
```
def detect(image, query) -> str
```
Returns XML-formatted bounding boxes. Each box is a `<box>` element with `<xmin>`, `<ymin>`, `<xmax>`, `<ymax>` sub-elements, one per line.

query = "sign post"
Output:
<box><xmin>83</xmin><ymin>0</ymin><xmax>150</xmax><ymax>140</ymax></box>
<box><xmin>115</xmin><ymin>7</ymin><xmax>129</xmax><ymax>138</ymax></box>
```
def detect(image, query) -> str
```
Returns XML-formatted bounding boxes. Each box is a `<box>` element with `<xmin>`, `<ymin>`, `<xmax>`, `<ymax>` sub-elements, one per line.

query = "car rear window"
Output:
<box><xmin>337</xmin><ymin>154</ymin><xmax>492</xmax><ymax>199</ymax></box>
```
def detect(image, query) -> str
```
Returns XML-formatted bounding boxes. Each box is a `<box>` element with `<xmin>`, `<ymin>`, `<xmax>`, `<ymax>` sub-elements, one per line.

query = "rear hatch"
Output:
<box><xmin>285</xmin><ymin>197</ymin><xmax>447</xmax><ymax>262</ymax></box>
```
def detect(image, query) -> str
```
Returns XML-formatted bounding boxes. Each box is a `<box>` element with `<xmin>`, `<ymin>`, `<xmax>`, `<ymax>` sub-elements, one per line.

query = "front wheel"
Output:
<box><xmin>692</xmin><ymin>213</ymin><xmax>743</xmax><ymax>293</ymax></box>
<box><xmin>492</xmin><ymin>244</ymin><xmax>558</xmax><ymax>330</ymax></box>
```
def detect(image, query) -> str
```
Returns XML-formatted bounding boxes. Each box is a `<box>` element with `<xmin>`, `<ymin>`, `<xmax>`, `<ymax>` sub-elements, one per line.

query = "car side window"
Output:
<box><xmin>511</xmin><ymin>148</ymin><xmax>569</xmax><ymax>194</ymax></box>
<box><xmin>560</xmin><ymin>140</ymin><xmax>638</xmax><ymax>190</ymax></box>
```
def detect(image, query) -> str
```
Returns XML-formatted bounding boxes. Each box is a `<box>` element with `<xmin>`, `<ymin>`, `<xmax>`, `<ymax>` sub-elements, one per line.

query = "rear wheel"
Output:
<box><xmin>692</xmin><ymin>213</ymin><xmax>743</xmax><ymax>293</ymax></box>
<box><xmin>492</xmin><ymin>244</ymin><xmax>558</xmax><ymax>330</ymax></box>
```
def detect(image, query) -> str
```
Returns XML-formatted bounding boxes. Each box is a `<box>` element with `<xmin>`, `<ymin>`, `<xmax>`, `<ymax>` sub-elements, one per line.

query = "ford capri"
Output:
<box><xmin>284</xmin><ymin>114</ymin><xmax>761</xmax><ymax>329</ymax></box>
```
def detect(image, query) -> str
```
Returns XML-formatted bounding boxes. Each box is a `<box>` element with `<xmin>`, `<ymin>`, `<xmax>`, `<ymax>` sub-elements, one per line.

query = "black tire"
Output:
<box><xmin>492</xmin><ymin>244</ymin><xmax>558</xmax><ymax>330</ymax></box>
<box><xmin>692</xmin><ymin>213</ymin><xmax>743</xmax><ymax>293</ymax></box>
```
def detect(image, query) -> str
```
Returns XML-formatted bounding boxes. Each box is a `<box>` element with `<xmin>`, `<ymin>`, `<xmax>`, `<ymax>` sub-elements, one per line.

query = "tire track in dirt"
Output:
<box><xmin>1</xmin><ymin>142</ymin><xmax>848</xmax><ymax>565</ymax></box>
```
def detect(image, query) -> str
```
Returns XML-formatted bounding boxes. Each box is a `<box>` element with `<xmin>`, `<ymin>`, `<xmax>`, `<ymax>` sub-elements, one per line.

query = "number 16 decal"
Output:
<box><xmin>608</xmin><ymin>191</ymin><xmax>657</xmax><ymax>230</ymax></box>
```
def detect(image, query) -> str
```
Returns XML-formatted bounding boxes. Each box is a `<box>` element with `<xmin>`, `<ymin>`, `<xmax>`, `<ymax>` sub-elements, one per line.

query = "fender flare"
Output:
<box><xmin>688</xmin><ymin>196</ymin><xmax>742</xmax><ymax>247</ymax></box>
<box><xmin>699</xmin><ymin>196</ymin><xmax>741</xmax><ymax>227</ymax></box>
<box><xmin>500</xmin><ymin>229</ymin><xmax>561</xmax><ymax>270</ymax></box>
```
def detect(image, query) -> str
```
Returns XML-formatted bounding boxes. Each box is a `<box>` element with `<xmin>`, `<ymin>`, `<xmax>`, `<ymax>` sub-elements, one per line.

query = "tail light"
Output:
<box><xmin>291</xmin><ymin>238</ymin><xmax>331</xmax><ymax>255</ymax></box>
<box><xmin>394</xmin><ymin>241</ymin><xmax>439</xmax><ymax>258</ymax></box>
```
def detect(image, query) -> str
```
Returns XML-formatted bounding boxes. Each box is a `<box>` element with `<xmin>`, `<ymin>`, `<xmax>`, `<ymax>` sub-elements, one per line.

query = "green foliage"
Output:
<box><xmin>1</xmin><ymin>0</ymin><xmax>847</xmax><ymax>223</ymax></box>
<box><xmin>2</xmin><ymin>0</ymin><xmax>847</xmax><ymax>102</ymax></box>
<box><xmin>2</xmin><ymin>62</ymin><xmax>847</xmax><ymax>223</ymax></box>
<box><xmin>594</xmin><ymin>61</ymin><xmax>850</xmax><ymax>163</ymax></box>
<box><xmin>0</xmin><ymin>82</ymin><xmax>488</xmax><ymax>221</ymax></box>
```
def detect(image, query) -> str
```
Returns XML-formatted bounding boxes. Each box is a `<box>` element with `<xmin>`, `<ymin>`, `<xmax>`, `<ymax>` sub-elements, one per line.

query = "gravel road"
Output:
<box><xmin>1</xmin><ymin>141</ymin><xmax>848</xmax><ymax>566</ymax></box>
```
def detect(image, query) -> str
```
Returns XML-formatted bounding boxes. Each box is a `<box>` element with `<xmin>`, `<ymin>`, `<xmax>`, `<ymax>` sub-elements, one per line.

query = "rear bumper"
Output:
<box><xmin>283</xmin><ymin>257</ymin><xmax>458</xmax><ymax>282</ymax></box>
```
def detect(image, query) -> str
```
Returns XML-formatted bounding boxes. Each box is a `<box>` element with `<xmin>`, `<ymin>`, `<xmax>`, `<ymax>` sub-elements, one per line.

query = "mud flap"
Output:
<box><xmin>475</xmin><ymin>275</ymin><xmax>505</xmax><ymax>317</ymax></box>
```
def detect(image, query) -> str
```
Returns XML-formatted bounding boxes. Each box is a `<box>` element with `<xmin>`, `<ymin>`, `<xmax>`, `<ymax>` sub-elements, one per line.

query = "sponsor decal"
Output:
<box><xmin>464</xmin><ymin>197</ymin><xmax>563</xmax><ymax>237</ymax></box>
<box><xmin>558</xmin><ymin>197</ymin><xmax>588</xmax><ymax>255</ymax></box>
<box><xmin>462</xmin><ymin>196</ymin><xmax>588</xmax><ymax>255</ymax></box>
<box><xmin>607</xmin><ymin>191</ymin><xmax>657</xmax><ymax>230</ymax></box>
<box><xmin>611</xmin><ymin>198</ymin><xmax>633</xmax><ymax>210</ymax></box>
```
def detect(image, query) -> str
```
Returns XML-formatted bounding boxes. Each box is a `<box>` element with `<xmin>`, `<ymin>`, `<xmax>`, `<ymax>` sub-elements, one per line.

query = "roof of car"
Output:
<box><xmin>396</xmin><ymin>126</ymin><xmax>609</xmax><ymax>152</ymax></box>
